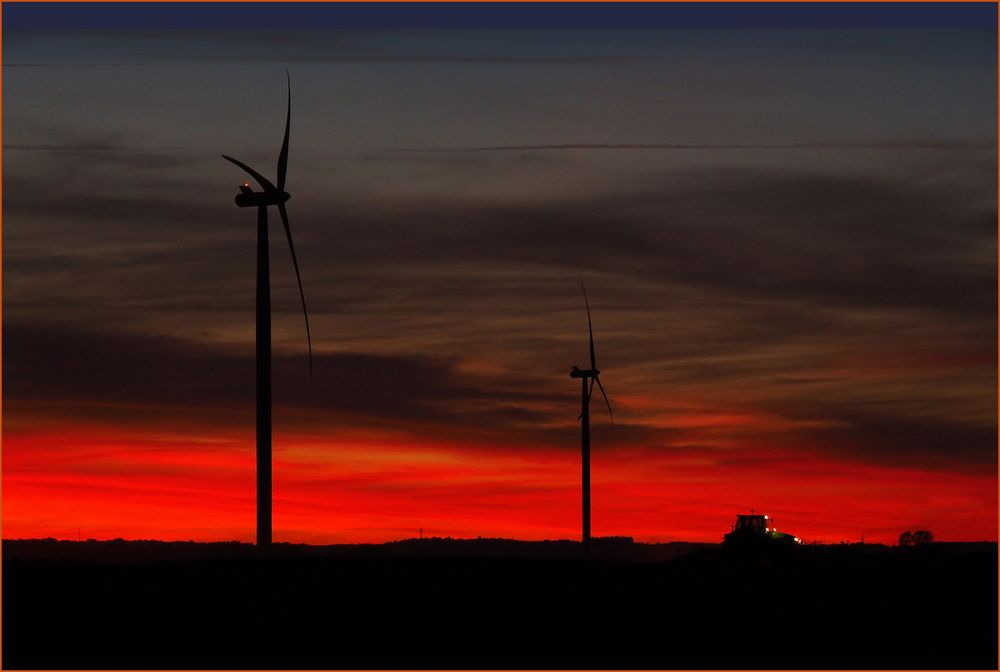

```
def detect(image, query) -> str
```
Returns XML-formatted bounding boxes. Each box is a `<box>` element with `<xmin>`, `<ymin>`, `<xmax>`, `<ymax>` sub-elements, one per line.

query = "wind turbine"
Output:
<box><xmin>223</xmin><ymin>72</ymin><xmax>312</xmax><ymax>547</ymax></box>
<box><xmin>570</xmin><ymin>278</ymin><xmax>613</xmax><ymax>547</ymax></box>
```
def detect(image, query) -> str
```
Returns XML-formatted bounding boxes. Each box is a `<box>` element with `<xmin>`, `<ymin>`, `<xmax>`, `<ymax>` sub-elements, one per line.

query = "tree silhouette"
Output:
<box><xmin>899</xmin><ymin>530</ymin><xmax>933</xmax><ymax>546</ymax></box>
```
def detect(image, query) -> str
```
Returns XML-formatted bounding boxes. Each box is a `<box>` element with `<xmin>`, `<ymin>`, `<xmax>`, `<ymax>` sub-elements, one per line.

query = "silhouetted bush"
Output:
<box><xmin>899</xmin><ymin>530</ymin><xmax>934</xmax><ymax>546</ymax></box>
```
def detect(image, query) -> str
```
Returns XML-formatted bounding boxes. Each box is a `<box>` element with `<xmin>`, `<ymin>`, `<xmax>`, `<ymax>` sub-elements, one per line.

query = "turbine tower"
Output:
<box><xmin>223</xmin><ymin>73</ymin><xmax>312</xmax><ymax>547</ymax></box>
<box><xmin>570</xmin><ymin>278</ymin><xmax>613</xmax><ymax>546</ymax></box>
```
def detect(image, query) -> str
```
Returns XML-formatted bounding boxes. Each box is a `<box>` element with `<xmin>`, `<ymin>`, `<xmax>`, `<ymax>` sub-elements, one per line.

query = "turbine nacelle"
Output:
<box><xmin>570</xmin><ymin>366</ymin><xmax>600</xmax><ymax>379</ymax></box>
<box><xmin>234</xmin><ymin>186</ymin><xmax>291</xmax><ymax>208</ymax></box>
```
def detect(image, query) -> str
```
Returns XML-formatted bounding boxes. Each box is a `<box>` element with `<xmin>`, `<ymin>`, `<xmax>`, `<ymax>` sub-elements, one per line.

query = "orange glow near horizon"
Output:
<box><xmin>4</xmin><ymin>417</ymin><xmax>995</xmax><ymax>546</ymax></box>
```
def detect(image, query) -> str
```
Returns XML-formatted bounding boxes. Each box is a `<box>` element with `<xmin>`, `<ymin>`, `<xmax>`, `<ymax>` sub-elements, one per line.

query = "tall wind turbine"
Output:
<box><xmin>570</xmin><ymin>278</ymin><xmax>613</xmax><ymax>546</ymax></box>
<box><xmin>223</xmin><ymin>73</ymin><xmax>312</xmax><ymax>547</ymax></box>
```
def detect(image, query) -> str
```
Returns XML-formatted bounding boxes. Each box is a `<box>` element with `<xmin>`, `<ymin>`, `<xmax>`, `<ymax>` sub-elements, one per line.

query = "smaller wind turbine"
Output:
<box><xmin>570</xmin><ymin>278</ymin><xmax>613</xmax><ymax>547</ymax></box>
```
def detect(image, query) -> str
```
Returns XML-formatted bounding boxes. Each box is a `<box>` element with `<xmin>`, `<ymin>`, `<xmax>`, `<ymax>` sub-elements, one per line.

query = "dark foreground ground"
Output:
<box><xmin>3</xmin><ymin>538</ymin><xmax>996</xmax><ymax>669</ymax></box>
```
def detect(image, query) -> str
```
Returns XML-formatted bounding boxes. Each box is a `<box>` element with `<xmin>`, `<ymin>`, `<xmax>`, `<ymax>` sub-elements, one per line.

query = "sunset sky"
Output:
<box><xmin>3</xmin><ymin>4</ymin><xmax>997</xmax><ymax>544</ymax></box>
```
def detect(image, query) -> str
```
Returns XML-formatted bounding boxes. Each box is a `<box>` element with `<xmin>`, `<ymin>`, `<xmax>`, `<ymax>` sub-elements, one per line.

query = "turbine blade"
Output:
<box><xmin>277</xmin><ymin>71</ymin><xmax>291</xmax><ymax>191</ymax></box>
<box><xmin>580</xmin><ymin>276</ymin><xmax>596</xmax><ymax>370</ymax></box>
<box><xmin>594</xmin><ymin>375</ymin><xmax>613</xmax><ymax>424</ymax></box>
<box><xmin>222</xmin><ymin>155</ymin><xmax>277</xmax><ymax>192</ymax></box>
<box><xmin>277</xmin><ymin>201</ymin><xmax>313</xmax><ymax>374</ymax></box>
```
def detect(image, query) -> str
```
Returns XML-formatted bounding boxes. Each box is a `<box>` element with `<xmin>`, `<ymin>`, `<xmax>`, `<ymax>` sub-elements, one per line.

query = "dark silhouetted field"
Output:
<box><xmin>3</xmin><ymin>538</ymin><xmax>996</xmax><ymax>669</ymax></box>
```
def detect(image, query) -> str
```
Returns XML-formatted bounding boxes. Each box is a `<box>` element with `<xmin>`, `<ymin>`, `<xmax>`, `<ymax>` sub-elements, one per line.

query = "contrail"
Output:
<box><xmin>389</xmin><ymin>140</ymin><xmax>992</xmax><ymax>153</ymax></box>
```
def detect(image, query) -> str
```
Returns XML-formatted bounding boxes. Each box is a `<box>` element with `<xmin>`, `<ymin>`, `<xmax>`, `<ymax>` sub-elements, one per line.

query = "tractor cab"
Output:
<box><xmin>724</xmin><ymin>513</ymin><xmax>801</xmax><ymax>546</ymax></box>
<box><xmin>734</xmin><ymin>514</ymin><xmax>768</xmax><ymax>533</ymax></box>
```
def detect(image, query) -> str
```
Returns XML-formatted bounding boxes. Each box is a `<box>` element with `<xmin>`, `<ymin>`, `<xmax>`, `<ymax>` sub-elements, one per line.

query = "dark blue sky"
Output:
<box><xmin>5</xmin><ymin>3</ymin><xmax>995</xmax><ymax>30</ymax></box>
